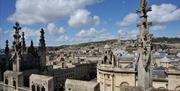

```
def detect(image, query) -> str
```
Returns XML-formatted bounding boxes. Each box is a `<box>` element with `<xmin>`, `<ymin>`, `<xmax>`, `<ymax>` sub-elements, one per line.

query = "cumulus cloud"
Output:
<box><xmin>76</xmin><ymin>28</ymin><xmax>97</xmax><ymax>38</ymax></box>
<box><xmin>177</xmin><ymin>32</ymin><xmax>180</xmax><ymax>38</ymax></box>
<box><xmin>68</xmin><ymin>9</ymin><xmax>100</xmax><ymax>28</ymax></box>
<box><xmin>47</xmin><ymin>23</ymin><xmax>66</xmax><ymax>35</ymax></box>
<box><xmin>8</xmin><ymin>0</ymin><xmax>97</xmax><ymax>25</ymax></box>
<box><xmin>150</xmin><ymin>25</ymin><xmax>166</xmax><ymax>31</ymax></box>
<box><xmin>148</xmin><ymin>4</ymin><xmax>180</xmax><ymax>30</ymax></box>
<box><xmin>0</xmin><ymin>28</ymin><xmax>12</xmax><ymax>48</ymax></box>
<box><xmin>118</xmin><ymin>29</ymin><xmax>139</xmax><ymax>40</ymax></box>
<box><xmin>76</xmin><ymin>28</ymin><xmax>114</xmax><ymax>42</ymax></box>
<box><xmin>118</xmin><ymin>4</ymin><xmax>180</xmax><ymax>31</ymax></box>
<box><xmin>21</xmin><ymin>27</ymin><xmax>40</xmax><ymax>38</ymax></box>
<box><xmin>0</xmin><ymin>28</ymin><xmax>4</xmax><ymax>47</ymax></box>
<box><xmin>55</xmin><ymin>35</ymin><xmax>69</xmax><ymax>42</ymax></box>
<box><xmin>93</xmin><ymin>16</ymin><xmax>100</xmax><ymax>25</ymax></box>
<box><xmin>148</xmin><ymin>4</ymin><xmax>180</xmax><ymax>25</ymax></box>
<box><xmin>68</xmin><ymin>9</ymin><xmax>92</xmax><ymax>28</ymax></box>
<box><xmin>119</xmin><ymin>13</ymin><xmax>138</xmax><ymax>27</ymax></box>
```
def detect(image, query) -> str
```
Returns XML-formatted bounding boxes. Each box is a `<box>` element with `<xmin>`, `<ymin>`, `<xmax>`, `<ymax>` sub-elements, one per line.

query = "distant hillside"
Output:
<box><xmin>152</xmin><ymin>37</ymin><xmax>180</xmax><ymax>43</ymax></box>
<box><xmin>46</xmin><ymin>37</ymin><xmax>180</xmax><ymax>51</ymax></box>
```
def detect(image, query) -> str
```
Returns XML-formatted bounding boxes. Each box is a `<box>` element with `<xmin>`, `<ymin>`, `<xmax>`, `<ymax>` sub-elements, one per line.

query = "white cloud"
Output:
<box><xmin>68</xmin><ymin>9</ymin><xmax>100</xmax><ymax>28</ymax></box>
<box><xmin>177</xmin><ymin>32</ymin><xmax>180</xmax><ymax>38</ymax></box>
<box><xmin>21</xmin><ymin>27</ymin><xmax>40</xmax><ymax>38</ymax></box>
<box><xmin>55</xmin><ymin>35</ymin><xmax>69</xmax><ymax>42</ymax></box>
<box><xmin>8</xmin><ymin>0</ymin><xmax>97</xmax><ymax>25</ymax></box>
<box><xmin>68</xmin><ymin>9</ymin><xmax>93</xmax><ymax>28</ymax></box>
<box><xmin>76</xmin><ymin>28</ymin><xmax>114</xmax><ymax>42</ymax></box>
<box><xmin>118</xmin><ymin>29</ymin><xmax>139</xmax><ymax>40</ymax></box>
<box><xmin>93</xmin><ymin>16</ymin><xmax>100</xmax><ymax>25</ymax></box>
<box><xmin>150</xmin><ymin>25</ymin><xmax>166</xmax><ymax>31</ymax></box>
<box><xmin>118</xmin><ymin>4</ymin><xmax>180</xmax><ymax>31</ymax></box>
<box><xmin>46</xmin><ymin>35</ymin><xmax>68</xmax><ymax>43</ymax></box>
<box><xmin>148</xmin><ymin>4</ymin><xmax>180</xmax><ymax>31</ymax></box>
<box><xmin>76</xmin><ymin>28</ymin><xmax>97</xmax><ymax>38</ymax></box>
<box><xmin>0</xmin><ymin>28</ymin><xmax>14</xmax><ymax>48</ymax></box>
<box><xmin>47</xmin><ymin>23</ymin><xmax>66</xmax><ymax>35</ymax></box>
<box><xmin>119</xmin><ymin>13</ymin><xmax>138</xmax><ymax>27</ymax></box>
<box><xmin>148</xmin><ymin>4</ymin><xmax>180</xmax><ymax>25</ymax></box>
<box><xmin>0</xmin><ymin>28</ymin><xmax>4</xmax><ymax>47</ymax></box>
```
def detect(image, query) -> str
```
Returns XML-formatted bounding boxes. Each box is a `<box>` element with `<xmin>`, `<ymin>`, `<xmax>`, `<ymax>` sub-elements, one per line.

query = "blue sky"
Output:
<box><xmin>0</xmin><ymin>0</ymin><xmax>180</xmax><ymax>48</ymax></box>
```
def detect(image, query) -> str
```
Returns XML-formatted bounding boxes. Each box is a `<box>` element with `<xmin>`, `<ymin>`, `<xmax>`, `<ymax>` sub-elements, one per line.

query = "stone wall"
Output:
<box><xmin>120</xmin><ymin>86</ymin><xmax>171</xmax><ymax>91</ymax></box>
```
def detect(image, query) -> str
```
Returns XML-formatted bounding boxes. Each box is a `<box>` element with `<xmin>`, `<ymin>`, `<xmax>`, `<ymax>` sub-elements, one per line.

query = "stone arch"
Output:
<box><xmin>32</xmin><ymin>84</ymin><xmax>35</xmax><ymax>91</ymax></box>
<box><xmin>120</xmin><ymin>82</ymin><xmax>129</xmax><ymax>87</ymax></box>
<box><xmin>158</xmin><ymin>87</ymin><xmax>166</xmax><ymax>90</ymax></box>
<box><xmin>175</xmin><ymin>86</ymin><xmax>180</xmax><ymax>91</ymax></box>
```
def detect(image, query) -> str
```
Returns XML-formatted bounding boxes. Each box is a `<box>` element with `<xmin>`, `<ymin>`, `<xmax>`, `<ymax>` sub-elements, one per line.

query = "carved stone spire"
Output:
<box><xmin>137</xmin><ymin>0</ymin><xmax>152</xmax><ymax>90</ymax></box>
<box><xmin>28</xmin><ymin>40</ymin><xmax>36</xmax><ymax>56</ymax></box>
<box><xmin>12</xmin><ymin>22</ymin><xmax>22</xmax><ymax>72</ymax></box>
<box><xmin>5</xmin><ymin>40</ymin><xmax>10</xmax><ymax>70</ymax></box>
<box><xmin>38</xmin><ymin>28</ymin><xmax>46</xmax><ymax>69</ymax></box>
<box><xmin>5</xmin><ymin>40</ymin><xmax>9</xmax><ymax>55</ymax></box>
<box><xmin>21</xmin><ymin>32</ymin><xmax>26</xmax><ymax>54</ymax></box>
<box><xmin>30</xmin><ymin>40</ymin><xmax>34</xmax><ymax>47</ymax></box>
<box><xmin>39</xmin><ymin>28</ymin><xmax>46</xmax><ymax>48</ymax></box>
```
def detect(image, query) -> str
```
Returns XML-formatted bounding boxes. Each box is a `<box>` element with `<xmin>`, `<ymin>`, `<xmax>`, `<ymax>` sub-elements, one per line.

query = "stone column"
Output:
<box><xmin>112</xmin><ymin>56</ymin><xmax>114</xmax><ymax>67</ymax></box>
<box><xmin>103</xmin><ymin>74</ymin><xmax>105</xmax><ymax>91</ymax></box>
<box><xmin>111</xmin><ymin>75</ymin><xmax>114</xmax><ymax>91</ymax></box>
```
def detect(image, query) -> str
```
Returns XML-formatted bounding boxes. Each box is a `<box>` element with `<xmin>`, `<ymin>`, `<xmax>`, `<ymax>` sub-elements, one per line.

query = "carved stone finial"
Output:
<box><xmin>137</xmin><ymin>0</ymin><xmax>153</xmax><ymax>89</ymax></box>
<box><xmin>12</xmin><ymin>22</ymin><xmax>22</xmax><ymax>72</ymax></box>
<box><xmin>5</xmin><ymin>40</ymin><xmax>9</xmax><ymax>55</ymax></box>
<box><xmin>38</xmin><ymin>28</ymin><xmax>47</xmax><ymax>70</ymax></box>
<box><xmin>28</xmin><ymin>40</ymin><xmax>36</xmax><ymax>56</ymax></box>
<box><xmin>39</xmin><ymin>28</ymin><xmax>46</xmax><ymax>48</ymax></box>
<box><xmin>21</xmin><ymin>32</ymin><xmax>26</xmax><ymax>54</ymax></box>
<box><xmin>30</xmin><ymin>40</ymin><xmax>34</xmax><ymax>47</ymax></box>
<box><xmin>13</xmin><ymin>22</ymin><xmax>21</xmax><ymax>54</ymax></box>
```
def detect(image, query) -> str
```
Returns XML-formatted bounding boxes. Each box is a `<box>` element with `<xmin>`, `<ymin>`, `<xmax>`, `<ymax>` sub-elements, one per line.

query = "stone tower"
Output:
<box><xmin>21</xmin><ymin>32</ymin><xmax>26</xmax><ymax>54</ymax></box>
<box><xmin>38</xmin><ymin>28</ymin><xmax>46</xmax><ymax>69</ymax></box>
<box><xmin>12</xmin><ymin>22</ymin><xmax>22</xmax><ymax>72</ymax></box>
<box><xmin>136</xmin><ymin>0</ymin><xmax>153</xmax><ymax>90</ymax></box>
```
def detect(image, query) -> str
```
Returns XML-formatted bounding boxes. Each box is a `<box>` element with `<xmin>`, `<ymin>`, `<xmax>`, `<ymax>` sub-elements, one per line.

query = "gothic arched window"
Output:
<box><xmin>5</xmin><ymin>79</ymin><xmax>8</xmax><ymax>84</ymax></box>
<box><xmin>41</xmin><ymin>86</ymin><xmax>45</xmax><ymax>91</ymax></box>
<box><xmin>104</xmin><ymin>56</ymin><xmax>108</xmax><ymax>64</ymax></box>
<box><xmin>13</xmin><ymin>80</ymin><xmax>16</xmax><ymax>89</ymax></box>
<box><xmin>32</xmin><ymin>85</ymin><xmax>35</xmax><ymax>91</ymax></box>
<box><xmin>37</xmin><ymin>85</ymin><xmax>40</xmax><ymax>91</ymax></box>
